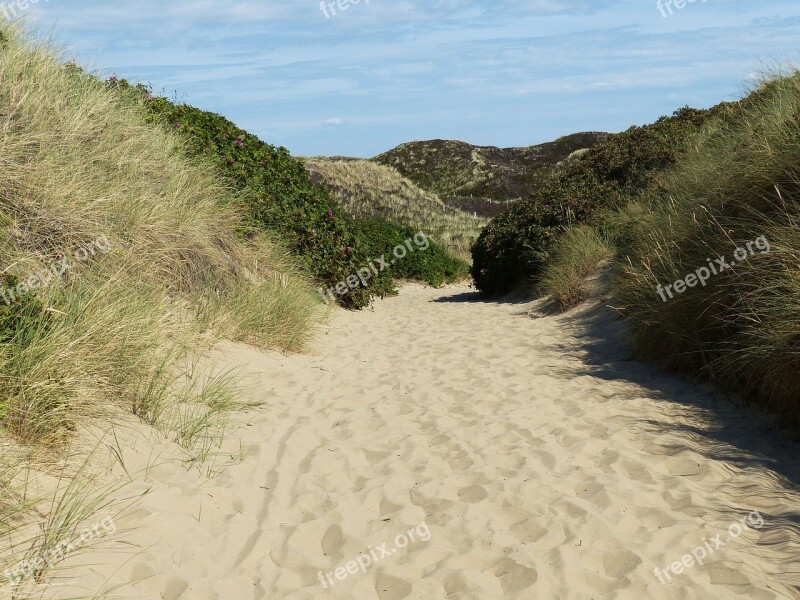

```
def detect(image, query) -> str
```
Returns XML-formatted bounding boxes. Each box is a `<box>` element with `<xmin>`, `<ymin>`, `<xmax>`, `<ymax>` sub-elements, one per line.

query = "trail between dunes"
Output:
<box><xmin>53</xmin><ymin>284</ymin><xmax>800</xmax><ymax>599</ymax></box>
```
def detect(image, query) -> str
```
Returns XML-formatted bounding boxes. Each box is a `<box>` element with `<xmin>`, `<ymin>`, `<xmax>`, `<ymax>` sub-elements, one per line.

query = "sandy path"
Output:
<box><xmin>44</xmin><ymin>284</ymin><xmax>800</xmax><ymax>599</ymax></box>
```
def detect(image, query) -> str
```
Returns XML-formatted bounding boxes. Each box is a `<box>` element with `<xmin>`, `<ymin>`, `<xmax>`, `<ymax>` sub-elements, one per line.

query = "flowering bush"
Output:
<box><xmin>105</xmin><ymin>78</ymin><xmax>465</xmax><ymax>307</ymax></box>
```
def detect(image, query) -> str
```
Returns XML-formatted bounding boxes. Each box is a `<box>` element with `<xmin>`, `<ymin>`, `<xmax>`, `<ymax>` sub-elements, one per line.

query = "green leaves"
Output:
<box><xmin>471</xmin><ymin>106</ymin><xmax>719</xmax><ymax>296</ymax></box>
<box><xmin>105</xmin><ymin>79</ymin><xmax>468</xmax><ymax>307</ymax></box>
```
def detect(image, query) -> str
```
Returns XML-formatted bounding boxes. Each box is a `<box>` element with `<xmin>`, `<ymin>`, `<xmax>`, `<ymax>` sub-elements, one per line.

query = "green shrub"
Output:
<box><xmin>138</xmin><ymin>96</ymin><xmax>384</xmax><ymax>308</ymax></box>
<box><xmin>106</xmin><ymin>79</ymin><xmax>468</xmax><ymax>308</ymax></box>
<box><xmin>471</xmin><ymin>200</ymin><xmax>574</xmax><ymax>295</ymax></box>
<box><xmin>472</xmin><ymin>107</ymin><xmax>723</xmax><ymax>295</ymax></box>
<box><xmin>352</xmin><ymin>219</ymin><xmax>469</xmax><ymax>287</ymax></box>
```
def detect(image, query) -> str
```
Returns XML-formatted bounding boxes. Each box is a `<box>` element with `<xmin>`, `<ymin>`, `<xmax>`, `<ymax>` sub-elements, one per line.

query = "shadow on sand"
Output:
<box><xmin>543</xmin><ymin>299</ymin><xmax>800</xmax><ymax>538</ymax></box>
<box><xmin>432</xmin><ymin>289</ymin><xmax>537</xmax><ymax>306</ymax></box>
<box><xmin>436</xmin><ymin>286</ymin><xmax>800</xmax><ymax>500</ymax></box>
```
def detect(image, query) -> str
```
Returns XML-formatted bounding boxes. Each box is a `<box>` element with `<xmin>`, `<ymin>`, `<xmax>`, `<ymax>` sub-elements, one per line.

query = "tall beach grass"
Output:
<box><xmin>0</xmin><ymin>23</ymin><xmax>323</xmax><ymax>446</ymax></box>
<box><xmin>0</xmin><ymin>21</ymin><xmax>326</xmax><ymax>593</ymax></box>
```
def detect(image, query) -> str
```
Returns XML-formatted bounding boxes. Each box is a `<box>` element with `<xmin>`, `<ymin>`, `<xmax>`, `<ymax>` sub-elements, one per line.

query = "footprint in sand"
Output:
<box><xmin>161</xmin><ymin>577</ymin><xmax>189</xmax><ymax>600</ymax></box>
<box><xmin>363</xmin><ymin>448</ymin><xmax>393</xmax><ymax>465</ymax></box>
<box><xmin>458</xmin><ymin>485</ymin><xmax>488</xmax><ymax>503</ymax></box>
<box><xmin>380</xmin><ymin>497</ymin><xmax>404</xmax><ymax>517</ymax></box>
<box><xmin>602</xmin><ymin>550</ymin><xmax>642</xmax><ymax>579</ymax></box>
<box><xmin>375</xmin><ymin>572</ymin><xmax>412</xmax><ymax>600</ymax></box>
<box><xmin>321</xmin><ymin>524</ymin><xmax>345</xmax><ymax>559</ymax></box>
<box><xmin>494</xmin><ymin>557</ymin><xmax>538</xmax><ymax>594</ymax></box>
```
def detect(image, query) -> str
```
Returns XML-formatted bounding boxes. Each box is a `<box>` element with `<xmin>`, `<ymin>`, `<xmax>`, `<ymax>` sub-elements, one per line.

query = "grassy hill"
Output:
<box><xmin>105</xmin><ymin>82</ymin><xmax>468</xmax><ymax>307</ymax></box>
<box><xmin>0</xmin><ymin>25</ymin><xmax>467</xmax><ymax>588</ymax></box>
<box><xmin>609</xmin><ymin>75</ymin><xmax>800</xmax><ymax>429</ymax></box>
<box><xmin>304</xmin><ymin>157</ymin><xmax>487</xmax><ymax>260</ymax></box>
<box><xmin>474</xmin><ymin>74</ymin><xmax>800</xmax><ymax>431</ymax></box>
<box><xmin>0</xmin><ymin>25</ymin><xmax>325</xmax><ymax>453</ymax></box>
<box><xmin>373</xmin><ymin>133</ymin><xmax>609</xmax><ymax>216</ymax></box>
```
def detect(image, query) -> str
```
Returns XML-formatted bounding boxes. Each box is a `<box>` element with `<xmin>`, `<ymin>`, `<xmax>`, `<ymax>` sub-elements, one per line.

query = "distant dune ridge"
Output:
<box><xmin>373</xmin><ymin>133</ymin><xmax>609</xmax><ymax>215</ymax></box>
<box><xmin>303</xmin><ymin>133</ymin><xmax>609</xmax><ymax>260</ymax></box>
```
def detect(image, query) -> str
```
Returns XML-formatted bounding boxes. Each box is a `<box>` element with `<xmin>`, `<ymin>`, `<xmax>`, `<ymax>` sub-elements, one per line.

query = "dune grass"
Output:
<box><xmin>540</xmin><ymin>225</ymin><xmax>613</xmax><ymax>310</ymax></box>
<box><xmin>0</xmin><ymin>442</ymin><xmax>134</xmax><ymax>597</ymax></box>
<box><xmin>610</xmin><ymin>73</ymin><xmax>800</xmax><ymax>428</ymax></box>
<box><xmin>520</xmin><ymin>74</ymin><xmax>800</xmax><ymax>435</ymax></box>
<box><xmin>0</xmin><ymin>449</ymin><xmax>34</xmax><ymax>586</ymax></box>
<box><xmin>0</xmin><ymin>21</ymin><xmax>326</xmax><ymax>594</ymax></box>
<box><xmin>0</xmin><ymin>23</ymin><xmax>323</xmax><ymax>448</ymax></box>
<box><xmin>517</xmin><ymin>72</ymin><xmax>800</xmax><ymax>430</ymax></box>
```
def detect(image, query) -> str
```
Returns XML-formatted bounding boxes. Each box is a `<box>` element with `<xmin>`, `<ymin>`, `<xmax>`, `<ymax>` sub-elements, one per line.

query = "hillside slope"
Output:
<box><xmin>0</xmin><ymin>22</ymin><xmax>326</xmax><ymax>587</ymax></box>
<box><xmin>612</xmin><ymin>74</ymin><xmax>800</xmax><ymax>428</ymax></box>
<box><xmin>471</xmin><ymin>107</ymin><xmax>722</xmax><ymax>295</ymax></box>
<box><xmin>474</xmin><ymin>74</ymin><xmax>800</xmax><ymax>430</ymax></box>
<box><xmin>114</xmin><ymin>87</ymin><xmax>469</xmax><ymax>306</ymax></box>
<box><xmin>373</xmin><ymin>132</ymin><xmax>609</xmax><ymax>215</ymax></box>
<box><xmin>0</xmin><ymin>25</ymin><xmax>325</xmax><ymax>444</ymax></box>
<box><xmin>304</xmin><ymin>157</ymin><xmax>486</xmax><ymax>258</ymax></box>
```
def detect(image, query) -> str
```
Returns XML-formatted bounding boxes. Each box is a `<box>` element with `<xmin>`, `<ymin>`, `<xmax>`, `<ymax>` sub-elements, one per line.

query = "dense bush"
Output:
<box><xmin>352</xmin><ymin>219</ymin><xmax>469</xmax><ymax>287</ymax></box>
<box><xmin>139</xmin><ymin>95</ymin><xmax>386</xmax><ymax>308</ymax></box>
<box><xmin>107</xmin><ymin>80</ymin><xmax>467</xmax><ymax>308</ymax></box>
<box><xmin>471</xmin><ymin>107</ymin><xmax>722</xmax><ymax>295</ymax></box>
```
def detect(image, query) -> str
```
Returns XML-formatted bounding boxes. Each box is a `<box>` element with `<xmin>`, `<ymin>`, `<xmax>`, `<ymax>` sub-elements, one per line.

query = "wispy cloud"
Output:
<box><xmin>16</xmin><ymin>0</ymin><xmax>800</xmax><ymax>156</ymax></box>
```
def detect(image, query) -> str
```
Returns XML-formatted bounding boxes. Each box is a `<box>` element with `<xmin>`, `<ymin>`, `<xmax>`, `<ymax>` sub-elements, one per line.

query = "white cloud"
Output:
<box><xmin>16</xmin><ymin>0</ymin><xmax>800</xmax><ymax>155</ymax></box>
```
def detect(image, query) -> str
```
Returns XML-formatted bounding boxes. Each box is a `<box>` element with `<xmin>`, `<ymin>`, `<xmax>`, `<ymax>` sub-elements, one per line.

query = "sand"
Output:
<box><xmin>27</xmin><ymin>284</ymin><xmax>800</xmax><ymax>599</ymax></box>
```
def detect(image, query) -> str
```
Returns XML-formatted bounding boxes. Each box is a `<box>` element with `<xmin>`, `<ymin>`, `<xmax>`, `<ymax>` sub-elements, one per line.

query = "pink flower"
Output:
<box><xmin>326</xmin><ymin>210</ymin><xmax>334</xmax><ymax>218</ymax></box>
<box><xmin>108</xmin><ymin>75</ymin><xmax>118</xmax><ymax>82</ymax></box>
<box><xmin>234</xmin><ymin>140</ymin><xmax>244</xmax><ymax>148</ymax></box>
<box><xmin>144</xmin><ymin>94</ymin><xmax>154</xmax><ymax>103</ymax></box>
<box><xmin>346</xmin><ymin>246</ymin><xmax>353</xmax><ymax>253</ymax></box>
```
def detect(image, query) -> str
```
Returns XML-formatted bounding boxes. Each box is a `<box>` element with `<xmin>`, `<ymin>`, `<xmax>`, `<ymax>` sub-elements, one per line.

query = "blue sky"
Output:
<box><xmin>12</xmin><ymin>0</ymin><xmax>800</xmax><ymax>156</ymax></box>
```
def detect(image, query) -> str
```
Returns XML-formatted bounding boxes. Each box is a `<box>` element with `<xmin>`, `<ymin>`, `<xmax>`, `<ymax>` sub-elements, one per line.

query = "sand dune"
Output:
<box><xmin>38</xmin><ymin>284</ymin><xmax>800</xmax><ymax>599</ymax></box>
